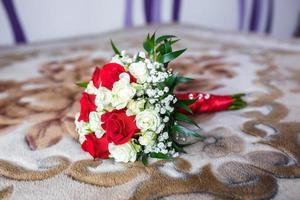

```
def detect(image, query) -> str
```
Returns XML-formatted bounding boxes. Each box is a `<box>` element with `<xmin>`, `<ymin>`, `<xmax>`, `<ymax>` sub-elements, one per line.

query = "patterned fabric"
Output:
<box><xmin>0</xmin><ymin>25</ymin><xmax>300</xmax><ymax>199</ymax></box>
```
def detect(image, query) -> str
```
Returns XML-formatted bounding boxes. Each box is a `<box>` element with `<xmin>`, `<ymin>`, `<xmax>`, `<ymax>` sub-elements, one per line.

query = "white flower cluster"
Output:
<box><xmin>118</xmin><ymin>51</ymin><xmax>178</xmax><ymax>154</ymax></box>
<box><xmin>75</xmin><ymin>50</ymin><xmax>178</xmax><ymax>163</ymax></box>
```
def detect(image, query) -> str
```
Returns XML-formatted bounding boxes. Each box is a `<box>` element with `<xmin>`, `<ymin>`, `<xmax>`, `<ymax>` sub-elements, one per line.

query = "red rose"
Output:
<box><xmin>78</xmin><ymin>92</ymin><xmax>96</xmax><ymax>122</ymax></box>
<box><xmin>91</xmin><ymin>67</ymin><xmax>102</xmax><ymax>88</ymax></box>
<box><xmin>81</xmin><ymin>133</ymin><xmax>109</xmax><ymax>159</ymax></box>
<box><xmin>129</xmin><ymin>73</ymin><xmax>137</xmax><ymax>83</ymax></box>
<box><xmin>101</xmin><ymin>109</ymin><xmax>139</xmax><ymax>145</ymax></box>
<box><xmin>92</xmin><ymin>63</ymin><xmax>125</xmax><ymax>89</ymax></box>
<box><xmin>92</xmin><ymin>63</ymin><xmax>136</xmax><ymax>90</ymax></box>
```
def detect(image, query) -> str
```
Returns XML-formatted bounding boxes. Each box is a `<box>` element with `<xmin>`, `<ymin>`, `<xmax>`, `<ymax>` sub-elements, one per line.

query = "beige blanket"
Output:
<box><xmin>0</xmin><ymin>25</ymin><xmax>300</xmax><ymax>200</ymax></box>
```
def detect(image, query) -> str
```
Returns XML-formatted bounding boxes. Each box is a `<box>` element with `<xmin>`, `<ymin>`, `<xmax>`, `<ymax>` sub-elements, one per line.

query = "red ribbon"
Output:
<box><xmin>175</xmin><ymin>92</ymin><xmax>234</xmax><ymax>114</ymax></box>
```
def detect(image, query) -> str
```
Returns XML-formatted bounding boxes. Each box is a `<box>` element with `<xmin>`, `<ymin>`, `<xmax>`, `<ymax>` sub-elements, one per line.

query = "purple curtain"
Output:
<box><xmin>238</xmin><ymin>0</ymin><xmax>245</xmax><ymax>30</ymax></box>
<box><xmin>144</xmin><ymin>0</ymin><xmax>161</xmax><ymax>24</ymax></box>
<box><xmin>124</xmin><ymin>0</ymin><xmax>133</xmax><ymax>27</ymax></box>
<box><xmin>2</xmin><ymin>0</ymin><xmax>26</xmax><ymax>44</ymax></box>
<box><xmin>265</xmin><ymin>0</ymin><xmax>274</xmax><ymax>33</ymax></box>
<box><xmin>172</xmin><ymin>0</ymin><xmax>181</xmax><ymax>22</ymax></box>
<box><xmin>144</xmin><ymin>0</ymin><xmax>152</xmax><ymax>24</ymax></box>
<box><xmin>249</xmin><ymin>0</ymin><xmax>262</xmax><ymax>32</ymax></box>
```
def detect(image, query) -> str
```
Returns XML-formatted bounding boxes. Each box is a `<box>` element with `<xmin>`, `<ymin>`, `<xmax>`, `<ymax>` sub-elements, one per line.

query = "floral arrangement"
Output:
<box><xmin>75</xmin><ymin>33</ymin><xmax>246</xmax><ymax>164</ymax></box>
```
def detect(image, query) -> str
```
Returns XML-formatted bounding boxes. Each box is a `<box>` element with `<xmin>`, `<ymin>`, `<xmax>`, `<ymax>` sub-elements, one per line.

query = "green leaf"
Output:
<box><xmin>164</xmin><ymin>74</ymin><xmax>193</xmax><ymax>92</ymax></box>
<box><xmin>176</xmin><ymin>101</ymin><xmax>192</xmax><ymax>114</ymax></box>
<box><xmin>135</xmin><ymin>52</ymin><xmax>144</xmax><ymax>62</ymax></box>
<box><xmin>76</xmin><ymin>81</ymin><xmax>88</xmax><ymax>88</ymax></box>
<box><xmin>142</xmin><ymin>154</ymin><xmax>148</xmax><ymax>166</ymax></box>
<box><xmin>229</xmin><ymin>101</ymin><xmax>247</xmax><ymax>110</ymax></box>
<box><xmin>174</xmin><ymin>112</ymin><xmax>200</xmax><ymax>128</ymax></box>
<box><xmin>156</xmin><ymin>43</ymin><xmax>166</xmax><ymax>55</ymax></box>
<box><xmin>172</xmin><ymin>142</ymin><xmax>186</xmax><ymax>153</ymax></box>
<box><xmin>175</xmin><ymin>99</ymin><xmax>196</xmax><ymax>114</ymax></box>
<box><xmin>173</xmin><ymin>125</ymin><xmax>204</xmax><ymax>138</ymax></box>
<box><xmin>177</xmin><ymin>76</ymin><xmax>194</xmax><ymax>83</ymax></box>
<box><xmin>143</xmin><ymin>33</ymin><xmax>156</xmax><ymax>55</ymax></box>
<box><xmin>178</xmin><ymin>99</ymin><xmax>197</xmax><ymax>105</ymax></box>
<box><xmin>173</xmin><ymin>140</ymin><xmax>201</xmax><ymax>147</ymax></box>
<box><xmin>157</xmin><ymin>48</ymin><xmax>186</xmax><ymax>64</ymax></box>
<box><xmin>143</xmin><ymin>40</ymin><xmax>152</xmax><ymax>54</ymax></box>
<box><xmin>155</xmin><ymin>35</ymin><xmax>176</xmax><ymax>44</ymax></box>
<box><xmin>232</xmin><ymin>93</ymin><xmax>245</xmax><ymax>99</ymax></box>
<box><xmin>170</xmin><ymin>39</ymin><xmax>180</xmax><ymax>45</ymax></box>
<box><xmin>110</xmin><ymin>40</ymin><xmax>121</xmax><ymax>55</ymax></box>
<box><xmin>149</xmin><ymin>152</ymin><xmax>172</xmax><ymax>160</ymax></box>
<box><xmin>229</xmin><ymin>93</ymin><xmax>247</xmax><ymax>110</ymax></box>
<box><xmin>156</xmin><ymin>41</ymin><xmax>172</xmax><ymax>56</ymax></box>
<box><xmin>164</xmin><ymin>74</ymin><xmax>177</xmax><ymax>88</ymax></box>
<box><xmin>163</xmin><ymin>42</ymin><xmax>172</xmax><ymax>54</ymax></box>
<box><xmin>150</xmin><ymin>32</ymin><xmax>156</xmax><ymax>43</ymax></box>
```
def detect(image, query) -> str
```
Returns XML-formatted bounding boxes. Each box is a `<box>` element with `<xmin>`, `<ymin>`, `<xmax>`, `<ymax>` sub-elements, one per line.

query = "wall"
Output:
<box><xmin>1</xmin><ymin>0</ymin><xmax>300</xmax><ymax>46</ymax></box>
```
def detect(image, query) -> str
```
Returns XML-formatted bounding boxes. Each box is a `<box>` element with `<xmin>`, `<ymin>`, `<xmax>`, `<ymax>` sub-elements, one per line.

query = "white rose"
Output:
<box><xmin>85</xmin><ymin>81</ymin><xmax>98</xmax><ymax>95</ymax></box>
<box><xmin>138</xmin><ymin>51</ymin><xmax>146</xmax><ymax>59</ymax></box>
<box><xmin>95</xmin><ymin>87</ymin><xmax>112</xmax><ymax>111</ymax></box>
<box><xmin>110</xmin><ymin>55</ymin><xmax>124</xmax><ymax>65</ymax></box>
<box><xmin>111</xmin><ymin>73</ymin><xmax>136</xmax><ymax>109</ymax></box>
<box><xmin>126</xmin><ymin>99</ymin><xmax>146</xmax><ymax>116</ymax></box>
<box><xmin>136</xmin><ymin>109</ymin><xmax>161</xmax><ymax>131</ymax></box>
<box><xmin>138</xmin><ymin>131</ymin><xmax>156</xmax><ymax>146</ymax></box>
<box><xmin>131</xmin><ymin>83</ymin><xmax>144</xmax><ymax>96</ymax></box>
<box><xmin>109</xmin><ymin>142</ymin><xmax>137</xmax><ymax>163</ymax></box>
<box><xmin>129</xmin><ymin>62</ymin><xmax>149</xmax><ymax>83</ymax></box>
<box><xmin>74</xmin><ymin>113</ymin><xmax>91</xmax><ymax>144</ymax></box>
<box><xmin>89</xmin><ymin>111</ymin><xmax>105</xmax><ymax>138</ymax></box>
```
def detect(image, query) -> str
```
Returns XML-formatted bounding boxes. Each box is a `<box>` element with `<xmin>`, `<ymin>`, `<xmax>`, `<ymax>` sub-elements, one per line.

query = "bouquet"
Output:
<box><xmin>75</xmin><ymin>33</ymin><xmax>246</xmax><ymax>164</ymax></box>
